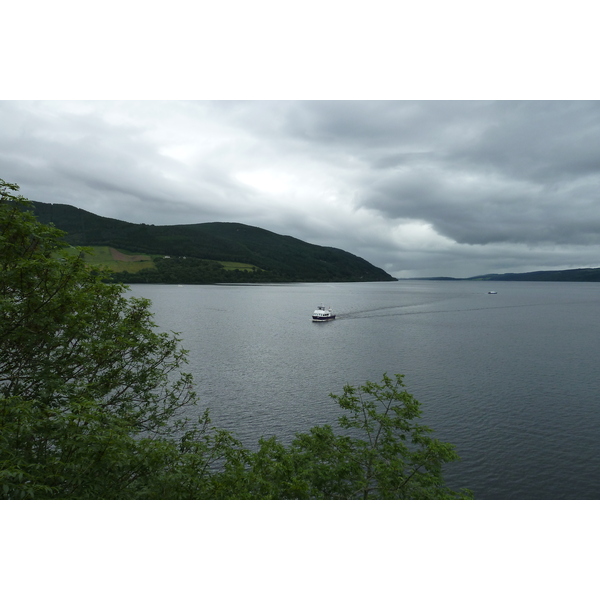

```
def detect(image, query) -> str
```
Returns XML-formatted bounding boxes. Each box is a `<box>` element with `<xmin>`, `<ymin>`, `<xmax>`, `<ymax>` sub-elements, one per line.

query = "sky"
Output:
<box><xmin>2</xmin><ymin>100</ymin><xmax>600</xmax><ymax>278</ymax></box>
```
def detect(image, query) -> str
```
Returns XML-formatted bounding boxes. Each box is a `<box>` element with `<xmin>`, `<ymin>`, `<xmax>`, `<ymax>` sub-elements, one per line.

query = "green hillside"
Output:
<box><xmin>28</xmin><ymin>201</ymin><xmax>396</xmax><ymax>284</ymax></box>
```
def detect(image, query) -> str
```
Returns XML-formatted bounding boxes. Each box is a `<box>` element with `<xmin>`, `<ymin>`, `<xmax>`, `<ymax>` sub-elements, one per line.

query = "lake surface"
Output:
<box><xmin>126</xmin><ymin>280</ymin><xmax>600</xmax><ymax>499</ymax></box>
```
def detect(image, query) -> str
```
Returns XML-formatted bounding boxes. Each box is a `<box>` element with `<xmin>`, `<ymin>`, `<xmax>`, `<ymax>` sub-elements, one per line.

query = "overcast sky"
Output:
<box><xmin>2</xmin><ymin>100</ymin><xmax>600</xmax><ymax>278</ymax></box>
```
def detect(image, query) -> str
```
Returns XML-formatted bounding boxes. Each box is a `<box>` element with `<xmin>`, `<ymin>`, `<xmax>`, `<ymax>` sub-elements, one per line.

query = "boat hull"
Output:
<box><xmin>312</xmin><ymin>315</ymin><xmax>336</xmax><ymax>321</ymax></box>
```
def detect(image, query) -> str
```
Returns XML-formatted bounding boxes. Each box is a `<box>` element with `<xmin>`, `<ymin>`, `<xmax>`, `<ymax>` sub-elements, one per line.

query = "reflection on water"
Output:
<box><xmin>126</xmin><ymin>280</ymin><xmax>600</xmax><ymax>499</ymax></box>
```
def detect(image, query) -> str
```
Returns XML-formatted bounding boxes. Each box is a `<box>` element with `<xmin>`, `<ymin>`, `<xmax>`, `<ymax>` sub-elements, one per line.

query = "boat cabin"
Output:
<box><xmin>312</xmin><ymin>305</ymin><xmax>336</xmax><ymax>321</ymax></box>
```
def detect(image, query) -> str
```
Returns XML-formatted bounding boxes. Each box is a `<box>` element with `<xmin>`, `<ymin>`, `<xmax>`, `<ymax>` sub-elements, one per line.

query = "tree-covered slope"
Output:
<box><xmin>467</xmin><ymin>268</ymin><xmax>600</xmax><ymax>282</ymax></box>
<box><xmin>28</xmin><ymin>201</ymin><xmax>396</xmax><ymax>283</ymax></box>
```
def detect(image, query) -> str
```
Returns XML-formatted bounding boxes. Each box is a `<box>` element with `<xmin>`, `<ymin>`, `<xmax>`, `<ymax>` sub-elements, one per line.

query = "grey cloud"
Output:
<box><xmin>2</xmin><ymin>100</ymin><xmax>600</xmax><ymax>278</ymax></box>
<box><xmin>351</xmin><ymin>102</ymin><xmax>600</xmax><ymax>247</ymax></box>
<box><xmin>451</xmin><ymin>101</ymin><xmax>600</xmax><ymax>184</ymax></box>
<box><xmin>0</xmin><ymin>102</ymin><xmax>253</xmax><ymax>225</ymax></box>
<box><xmin>364</xmin><ymin>171</ymin><xmax>600</xmax><ymax>246</ymax></box>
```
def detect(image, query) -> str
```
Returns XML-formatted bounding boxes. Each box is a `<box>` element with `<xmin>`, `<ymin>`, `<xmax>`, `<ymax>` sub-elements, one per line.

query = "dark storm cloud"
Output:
<box><xmin>349</xmin><ymin>101</ymin><xmax>600</xmax><ymax>246</ymax></box>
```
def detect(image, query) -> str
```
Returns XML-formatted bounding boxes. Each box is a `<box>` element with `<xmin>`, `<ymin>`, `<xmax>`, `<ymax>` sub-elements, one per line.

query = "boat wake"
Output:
<box><xmin>338</xmin><ymin>300</ymin><xmax>577</xmax><ymax>320</ymax></box>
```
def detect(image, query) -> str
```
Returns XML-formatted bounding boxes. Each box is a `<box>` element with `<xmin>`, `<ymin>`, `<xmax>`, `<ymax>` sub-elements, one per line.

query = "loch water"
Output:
<box><xmin>126</xmin><ymin>280</ymin><xmax>600</xmax><ymax>500</ymax></box>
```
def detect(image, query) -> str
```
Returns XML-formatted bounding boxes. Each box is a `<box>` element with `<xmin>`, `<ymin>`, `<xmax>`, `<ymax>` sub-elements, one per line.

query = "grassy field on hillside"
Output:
<box><xmin>73</xmin><ymin>247</ymin><xmax>259</xmax><ymax>274</ymax></box>
<box><xmin>77</xmin><ymin>246</ymin><xmax>157</xmax><ymax>273</ymax></box>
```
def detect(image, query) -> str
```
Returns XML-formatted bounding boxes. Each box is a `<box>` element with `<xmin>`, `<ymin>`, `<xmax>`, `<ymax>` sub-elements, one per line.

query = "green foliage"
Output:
<box><xmin>1</xmin><ymin>178</ymin><xmax>468</xmax><ymax>499</ymax></box>
<box><xmin>0</xmin><ymin>178</ymin><xmax>200</xmax><ymax>498</ymax></box>
<box><xmin>214</xmin><ymin>374</ymin><xmax>472</xmax><ymax>499</ymax></box>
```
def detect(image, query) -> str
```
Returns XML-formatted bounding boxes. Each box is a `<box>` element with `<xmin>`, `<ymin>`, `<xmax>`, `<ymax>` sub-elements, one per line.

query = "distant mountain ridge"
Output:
<box><xmin>28</xmin><ymin>201</ymin><xmax>396</xmax><ymax>283</ymax></box>
<box><xmin>466</xmin><ymin>268</ymin><xmax>600</xmax><ymax>282</ymax></box>
<box><xmin>409</xmin><ymin>268</ymin><xmax>600</xmax><ymax>282</ymax></box>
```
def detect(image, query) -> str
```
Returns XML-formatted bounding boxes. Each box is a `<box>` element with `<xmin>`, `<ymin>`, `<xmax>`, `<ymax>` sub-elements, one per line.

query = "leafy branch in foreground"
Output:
<box><xmin>219</xmin><ymin>374</ymin><xmax>472</xmax><ymax>499</ymax></box>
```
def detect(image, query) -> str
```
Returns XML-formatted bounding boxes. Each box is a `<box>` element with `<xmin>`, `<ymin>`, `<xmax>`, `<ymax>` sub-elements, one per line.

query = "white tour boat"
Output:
<box><xmin>312</xmin><ymin>305</ymin><xmax>336</xmax><ymax>321</ymax></box>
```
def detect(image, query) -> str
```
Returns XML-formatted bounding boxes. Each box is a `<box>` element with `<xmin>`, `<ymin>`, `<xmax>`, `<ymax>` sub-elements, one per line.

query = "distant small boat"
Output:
<box><xmin>488</xmin><ymin>291</ymin><xmax>497</xmax><ymax>294</ymax></box>
<box><xmin>312</xmin><ymin>305</ymin><xmax>336</xmax><ymax>321</ymax></box>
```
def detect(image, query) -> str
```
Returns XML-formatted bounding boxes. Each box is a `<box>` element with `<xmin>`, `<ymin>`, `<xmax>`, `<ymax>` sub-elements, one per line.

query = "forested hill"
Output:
<box><xmin>467</xmin><ymin>268</ymin><xmax>600</xmax><ymax>282</ymax></box>
<box><xmin>28</xmin><ymin>201</ymin><xmax>396</xmax><ymax>283</ymax></box>
<box><xmin>414</xmin><ymin>268</ymin><xmax>600</xmax><ymax>282</ymax></box>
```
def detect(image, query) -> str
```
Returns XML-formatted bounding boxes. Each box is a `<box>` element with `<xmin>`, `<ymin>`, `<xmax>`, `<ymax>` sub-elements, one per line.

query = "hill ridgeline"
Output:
<box><xmin>29</xmin><ymin>201</ymin><xmax>396</xmax><ymax>284</ymax></box>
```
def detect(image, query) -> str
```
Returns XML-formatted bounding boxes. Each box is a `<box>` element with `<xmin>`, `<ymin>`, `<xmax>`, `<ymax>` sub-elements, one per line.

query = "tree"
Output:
<box><xmin>1</xmin><ymin>178</ymin><xmax>470</xmax><ymax>499</ymax></box>
<box><xmin>0</xmin><ymin>178</ymin><xmax>229</xmax><ymax>499</ymax></box>
<box><xmin>213</xmin><ymin>374</ymin><xmax>472</xmax><ymax>499</ymax></box>
<box><xmin>301</xmin><ymin>374</ymin><xmax>472</xmax><ymax>498</ymax></box>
